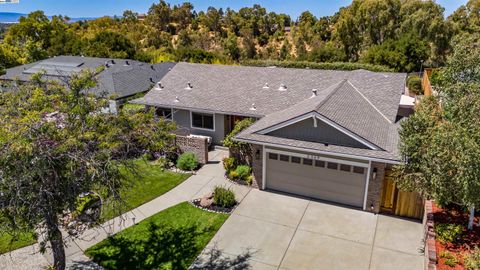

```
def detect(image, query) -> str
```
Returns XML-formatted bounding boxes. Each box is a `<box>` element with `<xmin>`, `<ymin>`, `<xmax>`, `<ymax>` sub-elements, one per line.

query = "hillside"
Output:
<box><xmin>0</xmin><ymin>12</ymin><xmax>96</xmax><ymax>23</ymax></box>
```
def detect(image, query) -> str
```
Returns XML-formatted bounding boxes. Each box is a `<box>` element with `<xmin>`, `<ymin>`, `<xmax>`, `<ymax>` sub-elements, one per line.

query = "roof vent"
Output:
<box><xmin>278</xmin><ymin>84</ymin><xmax>287</xmax><ymax>91</ymax></box>
<box><xmin>174</xmin><ymin>96</ymin><xmax>180</xmax><ymax>103</ymax></box>
<box><xmin>149</xmin><ymin>78</ymin><xmax>155</xmax><ymax>83</ymax></box>
<box><xmin>185</xmin><ymin>82</ymin><xmax>193</xmax><ymax>90</ymax></box>
<box><xmin>154</xmin><ymin>82</ymin><xmax>163</xmax><ymax>90</ymax></box>
<box><xmin>111</xmin><ymin>60</ymin><xmax>116</xmax><ymax>65</ymax></box>
<box><xmin>124</xmin><ymin>60</ymin><xmax>130</xmax><ymax>66</ymax></box>
<box><xmin>151</xmin><ymin>65</ymin><xmax>155</xmax><ymax>70</ymax></box>
<box><xmin>311</xmin><ymin>89</ymin><xmax>318</xmax><ymax>98</ymax></box>
<box><xmin>250</xmin><ymin>103</ymin><xmax>257</xmax><ymax>111</ymax></box>
<box><xmin>263</xmin><ymin>83</ymin><xmax>269</xmax><ymax>89</ymax></box>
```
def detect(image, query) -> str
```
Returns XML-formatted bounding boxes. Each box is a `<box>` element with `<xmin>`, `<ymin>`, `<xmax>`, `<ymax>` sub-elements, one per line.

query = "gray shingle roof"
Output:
<box><xmin>0</xmin><ymin>56</ymin><xmax>176</xmax><ymax>99</ymax></box>
<box><xmin>132</xmin><ymin>62</ymin><xmax>406</xmax><ymax>121</ymax></box>
<box><xmin>133</xmin><ymin>62</ymin><xmax>406</xmax><ymax>162</ymax></box>
<box><xmin>236</xmin><ymin>80</ymin><xmax>403</xmax><ymax>160</ymax></box>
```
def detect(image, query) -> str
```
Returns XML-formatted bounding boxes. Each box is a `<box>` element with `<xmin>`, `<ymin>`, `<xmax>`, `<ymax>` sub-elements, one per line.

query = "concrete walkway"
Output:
<box><xmin>194</xmin><ymin>190</ymin><xmax>425</xmax><ymax>270</ymax></box>
<box><xmin>1</xmin><ymin>149</ymin><xmax>249</xmax><ymax>270</ymax></box>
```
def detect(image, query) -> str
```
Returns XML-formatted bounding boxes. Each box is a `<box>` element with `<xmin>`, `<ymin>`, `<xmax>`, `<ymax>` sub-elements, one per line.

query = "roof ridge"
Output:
<box><xmin>315</xmin><ymin>79</ymin><xmax>349</xmax><ymax>110</ymax></box>
<box><xmin>346</xmin><ymin>80</ymin><xmax>392</xmax><ymax>124</ymax></box>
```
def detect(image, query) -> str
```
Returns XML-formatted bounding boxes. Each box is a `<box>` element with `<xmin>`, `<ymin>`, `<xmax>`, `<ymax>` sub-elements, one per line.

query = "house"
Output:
<box><xmin>132</xmin><ymin>62</ymin><xmax>424</xmax><ymax>219</ymax></box>
<box><xmin>0</xmin><ymin>55</ymin><xmax>176</xmax><ymax>113</ymax></box>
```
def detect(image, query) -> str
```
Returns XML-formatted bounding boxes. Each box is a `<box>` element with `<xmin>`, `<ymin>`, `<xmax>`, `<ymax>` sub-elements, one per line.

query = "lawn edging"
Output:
<box><xmin>424</xmin><ymin>200</ymin><xmax>437</xmax><ymax>270</ymax></box>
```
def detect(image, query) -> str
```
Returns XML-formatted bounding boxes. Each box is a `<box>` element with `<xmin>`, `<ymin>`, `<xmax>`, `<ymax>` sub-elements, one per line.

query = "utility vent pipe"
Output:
<box><xmin>278</xmin><ymin>84</ymin><xmax>287</xmax><ymax>91</ymax></box>
<box><xmin>311</xmin><ymin>89</ymin><xmax>318</xmax><ymax>98</ymax></box>
<box><xmin>185</xmin><ymin>82</ymin><xmax>193</xmax><ymax>90</ymax></box>
<box><xmin>154</xmin><ymin>82</ymin><xmax>163</xmax><ymax>90</ymax></box>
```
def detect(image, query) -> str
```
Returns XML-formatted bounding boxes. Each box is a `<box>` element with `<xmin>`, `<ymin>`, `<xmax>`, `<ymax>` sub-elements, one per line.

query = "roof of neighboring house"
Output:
<box><xmin>0</xmin><ymin>56</ymin><xmax>176</xmax><ymax>99</ymax></box>
<box><xmin>133</xmin><ymin>62</ymin><xmax>406</xmax><ymax>162</ymax></box>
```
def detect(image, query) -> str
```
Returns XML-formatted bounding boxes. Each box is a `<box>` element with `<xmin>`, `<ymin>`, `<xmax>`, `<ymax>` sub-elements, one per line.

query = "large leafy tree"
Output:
<box><xmin>0</xmin><ymin>72</ymin><xmax>175</xmax><ymax>270</ymax></box>
<box><xmin>395</xmin><ymin>34</ymin><xmax>480</xmax><ymax>229</ymax></box>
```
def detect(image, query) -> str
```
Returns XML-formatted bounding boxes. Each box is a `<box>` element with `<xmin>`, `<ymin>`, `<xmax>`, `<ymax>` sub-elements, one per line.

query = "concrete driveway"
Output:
<box><xmin>194</xmin><ymin>189</ymin><xmax>425</xmax><ymax>270</ymax></box>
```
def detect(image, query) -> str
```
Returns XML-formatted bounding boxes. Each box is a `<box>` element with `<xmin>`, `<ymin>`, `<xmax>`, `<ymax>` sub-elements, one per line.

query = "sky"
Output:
<box><xmin>0</xmin><ymin>0</ymin><xmax>469</xmax><ymax>19</ymax></box>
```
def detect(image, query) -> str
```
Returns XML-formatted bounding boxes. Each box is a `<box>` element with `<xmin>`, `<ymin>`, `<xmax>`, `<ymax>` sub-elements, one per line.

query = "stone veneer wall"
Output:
<box><xmin>366</xmin><ymin>162</ymin><xmax>386</xmax><ymax>213</ymax></box>
<box><xmin>175</xmin><ymin>135</ymin><xmax>209</xmax><ymax>164</ymax></box>
<box><xmin>250</xmin><ymin>144</ymin><xmax>263</xmax><ymax>189</ymax></box>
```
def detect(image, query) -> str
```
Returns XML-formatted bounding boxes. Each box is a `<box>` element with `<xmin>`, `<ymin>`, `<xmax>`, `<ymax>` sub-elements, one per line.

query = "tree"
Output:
<box><xmin>87</xmin><ymin>31</ymin><xmax>136</xmax><ymax>59</ymax></box>
<box><xmin>449</xmin><ymin>0</ymin><xmax>480</xmax><ymax>34</ymax></box>
<box><xmin>395</xmin><ymin>34</ymin><xmax>480</xmax><ymax>230</ymax></box>
<box><xmin>222</xmin><ymin>33</ymin><xmax>240</xmax><ymax>61</ymax></box>
<box><xmin>0</xmin><ymin>71</ymin><xmax>175</xmax><ymax>269</ymax></box>
<box><xmin>361</xmin><ymin>31</ymin><xmax>428</xmax><ymax>72</ymax></box>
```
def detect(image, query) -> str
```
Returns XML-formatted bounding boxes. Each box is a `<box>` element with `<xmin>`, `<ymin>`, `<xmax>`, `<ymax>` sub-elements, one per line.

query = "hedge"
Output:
<box><xmin>240</xmin><ymin>60</ymin><xmax>394</xmax><ymax>73</ymax></box>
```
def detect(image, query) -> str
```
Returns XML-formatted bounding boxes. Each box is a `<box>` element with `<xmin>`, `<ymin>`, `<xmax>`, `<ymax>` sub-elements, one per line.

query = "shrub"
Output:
<box><xmin>176</xmin><ymin>152</ymin><xmax>198</xmax><ymax>171</ymax></box>
<box><xmin>407</xmin><ymin>75</ymin><xmax>423</xmax><ymax>95</ymax></box>
<box><xmin>222</xmin><ymin>118</ymin><xmax>255</xmax><ymax>149</ymax></box>
<box><xmin>246</xmin><ymin>175</ymin><xmax>253</xmax><ymax>186</ymax></box>
<box><xmin>439</xmin><ymin>251</ymin><xmax>459</xmax><ymax>267</ymax></box>
<box><xmin>435</xmin><ymin>223</ymin><xmax>463</xmax><ymax>244</ymax></box>
<box><xmin>235</xmin><ymin>165</ymin><xmax>251</xmax><ymax>181</ymax></box>
<box><xmin>213</xmin><ymin>186</ymin><xmax>236</xmax><ymax>208</ymax></box>
<box><xmin>228</xmin><ymin>170</ymin><xmax>238</xmax><ymax>180</ymax></box>
<box><xmin>223</xmin><ymin>157</ymin><xmax>236</xmax><ymax>172</ymax></box>
<box><xmin>464</xmin><ymin>247</ymin><xmax>480</xmax><ymax>270</ymax></box>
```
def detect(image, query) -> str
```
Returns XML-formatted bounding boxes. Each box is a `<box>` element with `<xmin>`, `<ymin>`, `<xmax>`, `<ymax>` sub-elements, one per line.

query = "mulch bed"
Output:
<box><xmin>190</xmin><ymin>199</ymin><xmax>237</xmax><ymax>214</ymax></box>
<box><xmin>434</xmin><ymin>203</ymin><xmax>480</xmax><ymax>270</ymax></box>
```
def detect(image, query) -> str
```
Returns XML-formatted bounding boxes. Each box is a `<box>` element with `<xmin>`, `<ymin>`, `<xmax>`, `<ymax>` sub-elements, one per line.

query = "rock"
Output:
<box><xmin>200</xmin><ymin>193</ymin><xmax>214</xmax><ymax>208</ymax></box>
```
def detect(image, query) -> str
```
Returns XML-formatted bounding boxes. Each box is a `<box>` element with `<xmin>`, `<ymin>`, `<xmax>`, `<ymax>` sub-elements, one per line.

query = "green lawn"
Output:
<box><xmin>0</xmin><ymin>231</ymin><xmax>36</xmax><ymax>254</ymax></box>
<box><xmin>101</xmin><ymin>159</ymin><xmax>191</xmax><ymax>220</ymax></box>
<box><xmin>0</xmin><ymin>159</ymin><xmax>189</xmax><ymax>254</ymax></box>
<box><xmin>86</xmin><ymin>202</ymin><xmax>229</xmax><ymax>270</ymax></box>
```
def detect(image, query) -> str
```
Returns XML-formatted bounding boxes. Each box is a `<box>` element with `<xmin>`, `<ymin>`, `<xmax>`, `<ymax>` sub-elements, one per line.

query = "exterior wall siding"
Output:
<box><xmin>267</xmin><ymin>118</ymin><xmax>368</xmax><ymax>149</ymax></box>
<box><xmin>366</xmin><ymin>162</ymin><xmax>386</xmax><ymax>213</ymax></box>
<box><xmin>171</xmin><ymin>109</ymin><xmax>226</xmax><ymax>144</ymax></box>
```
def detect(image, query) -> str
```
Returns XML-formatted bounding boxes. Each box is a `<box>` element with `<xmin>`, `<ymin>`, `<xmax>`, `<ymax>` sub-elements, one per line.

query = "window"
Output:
<box><xmin>268</xmin><ymin>153</ymin><xmax>278</xmax><ymax>160</ymax></box>
<box><xmin>155</xmin><ymin>107</ymin><xmax>172</xmax><ymax>119</ymax></box>
<box><xmin>340</xmin><ymin>164</ymin><xmax>351</xmax><ymax>172</ymax></box>
<box><xmin>303</xmin><ymin>158</ymin><xmax>313</xmax><ymax>166</ymax></box>
<box><xmin>315</xmin><ymin>160</ymin><xmax>325</xmax><ymax>167</ymax></box>
<box><xmin>191</xmin><ymin>112</ymin><xmax>214</xmax><ymax>130</ymax></box>
<box><xmin>279</xmin><ymin>155</ymin><xmax>289</xmax><ymax>162</ymax></box>
<box><xmin>291</xmin><ymin>156</ymin><xmax>301</xmax><ymax>164</ymax></box>
<box><xmin>353</xmin><ymin>166</ymin><xmax>365</xmax><ymax>174</ymax></box>
<box><xmin>327</xmin><ymin>162</ymin><xmax>338</xmax><ymax>170</ymax></box>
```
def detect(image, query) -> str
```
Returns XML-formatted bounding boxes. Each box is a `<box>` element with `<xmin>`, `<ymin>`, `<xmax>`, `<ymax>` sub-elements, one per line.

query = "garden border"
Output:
<box><xmin>189</xmin><ymin>199</ymin><xmax>237</xmax><ymax>214</ymax></box>
<box><xmin>423</xmin><ymin>200</ymin><xmax>437</xmax><ymax>270</ymax></box>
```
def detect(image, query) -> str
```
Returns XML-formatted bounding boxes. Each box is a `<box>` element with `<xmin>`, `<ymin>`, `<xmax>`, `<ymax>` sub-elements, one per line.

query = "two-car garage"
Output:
<box><xmin>264</xmin><ymin>148</ymin><xmax>370</xmax><ymax>208</ymax></box>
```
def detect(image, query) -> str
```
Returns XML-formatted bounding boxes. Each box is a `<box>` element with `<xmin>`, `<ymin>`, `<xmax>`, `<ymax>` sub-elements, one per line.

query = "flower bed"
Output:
<box><xmin>190</xmin><ymin>199</ymin><xmax>237</xmax><ymax>214</ymax></box>
<box><xmin>433</xmin><ymin>203</ymin><xmax>480</xmax><ymax>270</ymax></box>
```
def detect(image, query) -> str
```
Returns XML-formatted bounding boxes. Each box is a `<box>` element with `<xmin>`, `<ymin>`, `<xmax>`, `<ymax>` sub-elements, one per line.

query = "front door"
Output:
<box><xmin>225</xmin><ymin>115</ymin><xmax>246</xmax><ymax>135</ymax></box>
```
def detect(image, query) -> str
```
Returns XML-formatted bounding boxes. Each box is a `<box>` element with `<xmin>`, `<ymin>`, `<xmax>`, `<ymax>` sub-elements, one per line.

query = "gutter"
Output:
<box><xmin>130</xmin><ymin>99</ymin><xmax>265</xmax><ymax>118</ymax></box>
<box><xmin>234</xmin><ymin>137</ymin><xmax>402</xmax><ymax>165</ymax></box>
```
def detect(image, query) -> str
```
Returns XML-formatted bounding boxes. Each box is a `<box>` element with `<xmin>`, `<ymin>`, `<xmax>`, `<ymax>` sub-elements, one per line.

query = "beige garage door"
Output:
<box><xmin>266</xmin><ymin>152</ymin><xmax>367</xmax><ymax>208</ymax></box>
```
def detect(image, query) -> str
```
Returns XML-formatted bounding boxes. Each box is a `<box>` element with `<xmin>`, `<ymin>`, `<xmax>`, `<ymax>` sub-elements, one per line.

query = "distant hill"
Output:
<box><xmin>0</xmin><ymin>12</ymin><xmax>96</xmax><ymax>23</ymax></box>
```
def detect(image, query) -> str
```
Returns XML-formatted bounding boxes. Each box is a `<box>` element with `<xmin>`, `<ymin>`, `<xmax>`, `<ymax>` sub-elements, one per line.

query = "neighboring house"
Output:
<box><xmin>0</xmin><ymin>55</ymin><xmax>176</xmax><ymax>113</ymax></box>
<box><xmin>132</xmin><ymin>62</ymin><xmax>423</xmax><ymax>219</ymax></box>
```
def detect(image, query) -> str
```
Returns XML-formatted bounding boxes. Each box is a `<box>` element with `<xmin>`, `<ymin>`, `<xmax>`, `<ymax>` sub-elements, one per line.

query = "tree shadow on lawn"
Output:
<box><xmin>86</xmin><ymin>222</ymin><xmax>254</xmax><ymax>270</ymax></box>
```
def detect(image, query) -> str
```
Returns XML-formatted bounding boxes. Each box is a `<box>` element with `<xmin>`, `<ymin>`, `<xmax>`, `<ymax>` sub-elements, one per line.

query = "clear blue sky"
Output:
<box><xmin>0</xmin><ymin>0</ymin><xmax>469</xmax><ymax>19</ymax></box>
